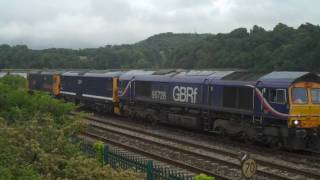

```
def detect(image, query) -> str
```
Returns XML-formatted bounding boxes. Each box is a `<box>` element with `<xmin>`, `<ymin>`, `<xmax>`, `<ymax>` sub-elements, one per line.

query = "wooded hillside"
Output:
<box><xmin>0</xmin><ymin>23</ymin><xmax>319</xmax><ymax>72</ymax></box>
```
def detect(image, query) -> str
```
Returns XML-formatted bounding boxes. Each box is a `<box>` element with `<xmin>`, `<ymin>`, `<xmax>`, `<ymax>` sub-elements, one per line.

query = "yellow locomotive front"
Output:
<box><xmin>288</xmin><ymin>81</ymin><xmax>320</xmax><ymax>150</ymax></box>
<box><xmin>289</xmin><ymin>82</ymin><xmax>320</xmax><ymax>128</ymax></box>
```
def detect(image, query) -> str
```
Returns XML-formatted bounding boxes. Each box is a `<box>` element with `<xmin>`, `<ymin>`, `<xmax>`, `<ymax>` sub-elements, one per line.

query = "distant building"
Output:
<box><xmin>79</xmin><ymin>56</ymin><xmax>88</xmax><ymax>60</ymax></box>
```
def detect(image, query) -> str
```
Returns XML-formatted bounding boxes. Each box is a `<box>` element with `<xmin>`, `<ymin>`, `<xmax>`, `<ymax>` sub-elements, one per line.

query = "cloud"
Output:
<box><xmin>0</xmin><ymin>0</ymin><xmax>319</xmax><ymax>49</ymax></box>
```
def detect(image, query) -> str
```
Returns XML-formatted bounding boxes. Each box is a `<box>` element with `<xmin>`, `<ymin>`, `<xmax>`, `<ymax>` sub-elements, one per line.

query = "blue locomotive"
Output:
<box><xmin>27</xmin><ymin>70</ymin><xmax>320</xmax><ymax>151</ymax></box>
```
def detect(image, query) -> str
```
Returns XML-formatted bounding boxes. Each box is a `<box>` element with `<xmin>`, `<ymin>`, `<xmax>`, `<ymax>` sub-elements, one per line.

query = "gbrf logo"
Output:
<box><xmin>173</xmin><ymin>86</ymin><xmax>198</xmax><ymax>104</ymax></box>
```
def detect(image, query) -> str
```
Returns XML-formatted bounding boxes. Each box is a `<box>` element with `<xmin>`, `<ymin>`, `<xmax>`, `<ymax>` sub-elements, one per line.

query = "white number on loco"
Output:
<box><xmin>173</xmin><ymin>86</ymin><xmax>198</xmax><ymax>104</ymax></box>
<box><xmin>152</xmin><ymin>90</ymin><xmax>167</xmax><ymax>100</ymax></box>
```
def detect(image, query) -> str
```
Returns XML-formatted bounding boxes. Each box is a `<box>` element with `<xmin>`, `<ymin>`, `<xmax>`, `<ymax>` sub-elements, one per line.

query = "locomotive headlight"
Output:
<box><xmin>292</xmin><ymin>120</ymin><xmax>300</xmax><ymax>126</ymax></box>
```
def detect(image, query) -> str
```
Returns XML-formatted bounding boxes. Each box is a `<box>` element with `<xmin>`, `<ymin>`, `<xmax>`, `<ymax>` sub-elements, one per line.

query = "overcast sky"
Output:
<box><xmin>0</xmin><ymin>0</ymin><xmax>319</xmax><ymax>49</ymax></box>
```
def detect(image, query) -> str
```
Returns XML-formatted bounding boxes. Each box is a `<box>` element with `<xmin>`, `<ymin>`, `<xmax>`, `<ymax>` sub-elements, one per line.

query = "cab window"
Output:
<box><xmin>269</xmin><ymin>89</ymin><xmax>286</xmax><ymax>104</ymax></box>
<box><xmin>292</xmin><ymin>88</ymin><xmax>308</xmax><ymax>104</ymax></box>
<box><xmin>311</xmin><ymin>88</ymin><xmax>320</xmax><ymax>104</ymax></box>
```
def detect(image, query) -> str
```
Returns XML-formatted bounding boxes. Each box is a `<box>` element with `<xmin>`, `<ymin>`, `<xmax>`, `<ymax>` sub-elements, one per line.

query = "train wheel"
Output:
<box><xmin>151</xmin><ymin>116</ymin><xmax>158</xmax><ymax>127</ymax></box>
<box><xmin>216</xmin><ymin>127</ymin><xmax>227</xmax><ymax>138</ymax></box>
<box><xmin>145</xmin><ymin>114</ymin><xmax>151</xmax><ymax>122</ymax></box>
<box><xmin>271</xmin><ymin>140</ymin><xmax>283</xmax><ymax>150</ymax></box>
<box><xmin>144</xmin><ymin>114</ymin><xmax>156</xmax><ymax>126</ymax></box>
<box><xmin>128</xmin><ymin>111</ymin><xmax>136</xmax><ymax>120</ymax></box>
<box><xmin>241</xmin><ymin>132</ymin><xmax>252</xmax><ymax>145</ymax></box>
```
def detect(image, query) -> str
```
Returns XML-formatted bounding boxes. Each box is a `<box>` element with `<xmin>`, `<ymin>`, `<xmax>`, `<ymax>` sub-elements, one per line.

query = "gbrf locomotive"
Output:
<box><xmin>27</xmin><ymin>70</ymin><xmax>320</xmax><ymax>151</ymax></box>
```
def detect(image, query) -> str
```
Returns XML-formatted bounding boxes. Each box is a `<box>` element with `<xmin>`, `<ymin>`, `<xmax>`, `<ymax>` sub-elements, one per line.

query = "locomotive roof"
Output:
<box><xmin>29</xmin><ymin>70</ymin><xmax>63</xmax><ymax>75</ymax></box>
<box><xmin>259</xmin><ymin>71</ymin><xmax>309</xmax><ymax>82</ymax></box>
<box><xmin>83</xmin><ymin>71</ymin><xmax>123</xmax><ymax>77</ymax></box>
<box><xmin>171</xmin><ymin>70</ymin><xmax>235</xmax><ymax>83</ymax></box>
<box><xmin>62</xmin><ymin>71</ymin><xmax>82</xmax><ymax>76</ymax></box>
<box><xmin>221</xmin><ymin>71</ymin><xmax>265</xmax><ymax>81</ymax></box>
<box><xmin>257</xmin><ymin>71</ymin><xmax>320</xmax><ymax>87</ymax></box>
<box><xmin>120</xmin><ymin>70</ymin><xmax>236</xmax><ymax>83</ymax></box>
<box><xmin>175</xmin><ymin>70</ymin><xmax>234</xmax><ymax>78</ymax></box>
<box><xmin>119</xmin><ymin>70</ymin><xmax>156</xmax><ymax>80</ymax></box>
<box><xmin>119</xmin><ymin>70</ymin><xmax>320</xmax><ymax>87</ymax></box>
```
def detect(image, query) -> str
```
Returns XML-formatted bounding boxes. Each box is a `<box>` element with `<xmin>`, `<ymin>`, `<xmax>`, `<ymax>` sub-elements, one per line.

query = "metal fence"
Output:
<box><xmin>80</xmin><ymin>141</ymin><xmax>194</xmax><ymax>180</ymax></box>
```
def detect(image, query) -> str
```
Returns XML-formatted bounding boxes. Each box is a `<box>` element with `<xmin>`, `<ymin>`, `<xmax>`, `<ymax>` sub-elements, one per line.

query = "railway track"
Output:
<box><xmin>108</xmin><ymin>113</ymin><xmax>320</xmax><ymax>167</ymax></box>
<box><xmin>80</xmin><ymin>114</ymin><xmax>320</xmax><ymax>180</ymax></box>
<box><xmin>74</xmin><ymin>111</ymin><xmax>320</xmax><ymax>163</ymax></box>
<box><xmin>83</xmin><ymin>114</ymin><xmax>320</xmax><ymax>163</ymax></box>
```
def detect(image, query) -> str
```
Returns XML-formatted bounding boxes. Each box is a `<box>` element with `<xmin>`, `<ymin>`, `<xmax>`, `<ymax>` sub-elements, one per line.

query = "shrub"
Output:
<box><xmin>196</xmin><ymin>173</ymin><xmax>215</xmax><ymax>180</ymax></box>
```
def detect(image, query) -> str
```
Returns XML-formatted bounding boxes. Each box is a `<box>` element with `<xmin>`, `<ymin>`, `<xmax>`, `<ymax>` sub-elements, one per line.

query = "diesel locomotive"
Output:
<box><xmin>27</xmin><ymin>70</ymin><xmax>320</xmax><ymax>151</ymax></box>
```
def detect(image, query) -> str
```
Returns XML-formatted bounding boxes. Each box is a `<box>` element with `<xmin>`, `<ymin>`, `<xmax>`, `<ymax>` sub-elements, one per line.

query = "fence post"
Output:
<box><xmin>104</xmin><ymin>144</ymin><xmax>109</xmax><ymax>165</ymax></box>
<box><xmin>93</xmin><ymin>141</ymin><xmax>105</xmax><ymax>167</ymax></box>
<box><xmin>146</xmin><ymin>160</ymin><xmax>153</xmax><ymax>180</ymax></box>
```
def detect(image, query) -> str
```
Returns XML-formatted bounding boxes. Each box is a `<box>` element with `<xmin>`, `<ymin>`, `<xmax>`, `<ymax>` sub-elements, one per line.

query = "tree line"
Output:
<box><xmin>0</xmin><ymin>23</ymin><xmax>320</xmax><ymax>72</ymax></box>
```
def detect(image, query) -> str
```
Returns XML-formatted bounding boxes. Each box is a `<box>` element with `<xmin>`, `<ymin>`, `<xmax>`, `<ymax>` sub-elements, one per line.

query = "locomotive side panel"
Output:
<box><xmin>60</xmin><ymin>75</ymin><xmax>81</xmax><ymax>96</ymax></box>
<box><xmin>209</xmin><ymin>84</ymin><xmax>254</xmax><ymax>115</ymax></box>
<box><xmin>78</xmin><ymin>76</ymin><xmax>116</xmax><ymax>113</ymax></box>
<box><xmin>28</xmin><ymin>73</ymin><xmax>55</xmax><ymax>94</ymax></box>
<box><xmin>81</xmin><ymin>76</ymin><xmax>113</xmax><ymax>100</ymax></box>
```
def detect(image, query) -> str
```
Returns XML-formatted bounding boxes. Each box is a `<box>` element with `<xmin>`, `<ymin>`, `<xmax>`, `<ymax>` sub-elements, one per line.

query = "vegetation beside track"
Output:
<box><xmin>0</xmin><ymin>75</ymin><xmax>142</xmax><ymax>179</ymax></box>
